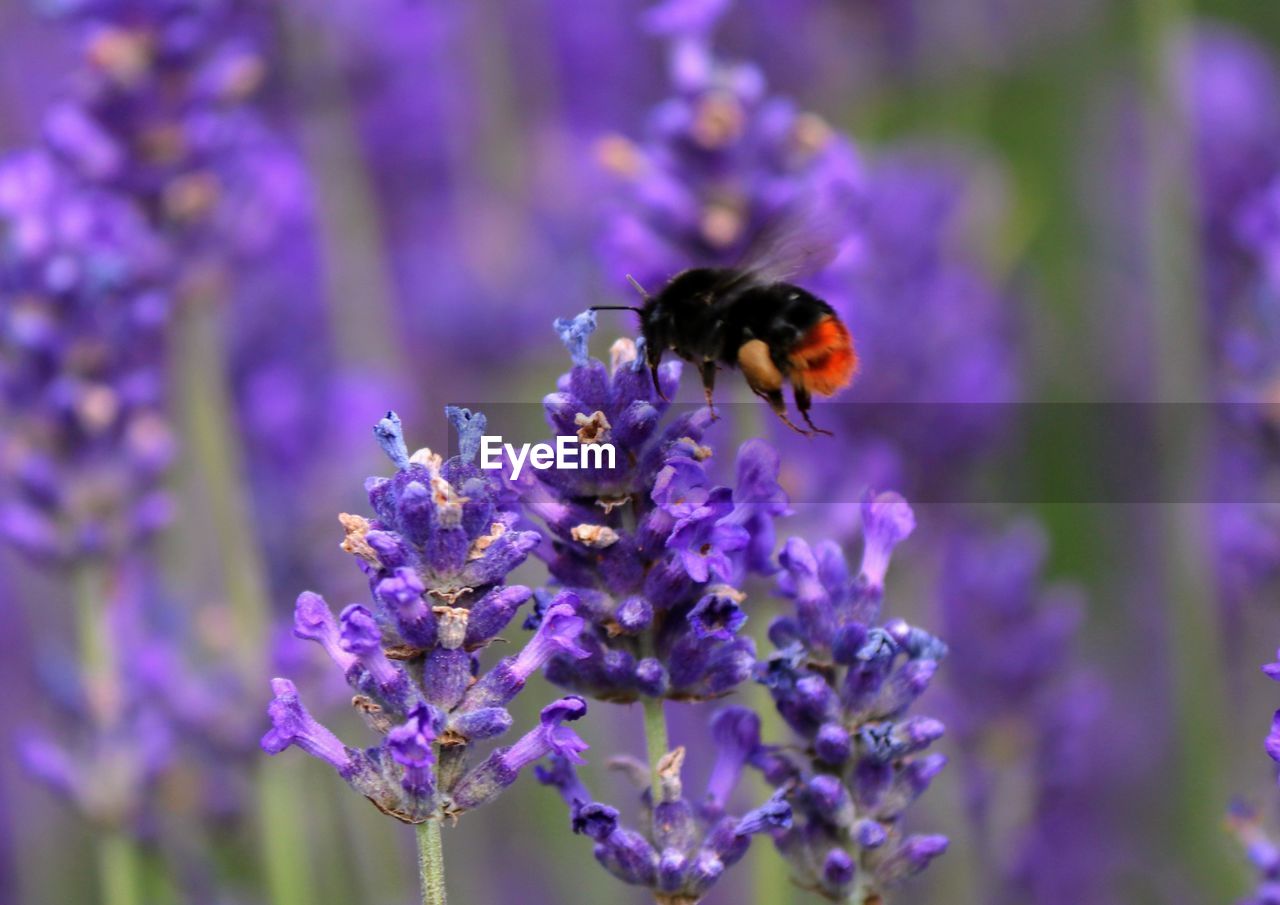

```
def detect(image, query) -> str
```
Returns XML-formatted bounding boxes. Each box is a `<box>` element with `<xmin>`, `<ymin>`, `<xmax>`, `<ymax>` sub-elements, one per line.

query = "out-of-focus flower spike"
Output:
<box><xmin>17</xmin><ymin>733</ymin><xmax>80</xmax><ymax>801</ymax></box>
<box><xmin>642</xmin><ymin>0</ymin><xmax>733</xmax><ymax>38</ymax></box>
<box><xmin>754</xmin><ymin>493</ymin><xmax>947</xmax><ymax>901</ymax></box>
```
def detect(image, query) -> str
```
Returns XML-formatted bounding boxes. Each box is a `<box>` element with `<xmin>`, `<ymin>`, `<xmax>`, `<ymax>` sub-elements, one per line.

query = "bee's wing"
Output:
<box><xmin>723</xmin><ymin>194</ymin><xmax>846</xmax><ymax>288</ymax></box>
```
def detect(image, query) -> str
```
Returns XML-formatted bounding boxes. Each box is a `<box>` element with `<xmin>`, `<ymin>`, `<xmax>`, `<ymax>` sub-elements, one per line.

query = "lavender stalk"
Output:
<box><xmin>754</xmin><ymin>494</ymin><xmax>949</xmax><ymax>903</ymax></box>
<box><xmin>3</xmin><ymin>0</ymin><xmax>321</xmax><ymax>898</ymax></box>
<box><xmin>264</xmin><ymin>410</ymin><xmax>585</xmax><ymax>905</ymax></box>
<box><xmin>525</xmin><ymin>311</ymin><xmax>794</xmax><ymax>904</ymax></box>
<box><xmin>416</xmin><ymin>819</ymin><xmax>447</xmax><ymax>905</ymax></box>
<box><xmin>74</xmin><ymin>561</ymin><xmax>140</xmax><ymax>905</ymax></box>
<box><xmin>175</xmin><ymin>286</ymin><xmax>314</xmax><ymax>905</ymax></box>
<box><xmin>1138</xmin><ymin>0</ymin><xmax>1232</xmax><ymax>889</ymax></box>
<box><xmin>642</xmin><ymin>697</ymin><xmax>671</xmax><ymax>795</ymax></box>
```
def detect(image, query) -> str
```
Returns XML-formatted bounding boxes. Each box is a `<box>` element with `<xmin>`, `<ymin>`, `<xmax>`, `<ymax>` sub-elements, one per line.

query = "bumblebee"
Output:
<box><xmin>594</xmin><ymin>263</ymin><xmax>857</xmax><ymax>437</ymax></box>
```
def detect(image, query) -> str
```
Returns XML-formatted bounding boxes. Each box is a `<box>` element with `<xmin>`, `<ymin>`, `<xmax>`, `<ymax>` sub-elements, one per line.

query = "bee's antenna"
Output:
<box><xmin>624</xmin><ymin>274</ymin><xmax>650</xmax><ymax>299</ymax></box>
<box><xmin>589</xmin><ymin>275</ymin><xmax>651</xmax><ymax>316</ymax></box>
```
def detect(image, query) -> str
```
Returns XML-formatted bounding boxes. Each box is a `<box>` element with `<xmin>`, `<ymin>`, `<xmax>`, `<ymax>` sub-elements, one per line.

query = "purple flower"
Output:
<box><xmin>1</xmin><ymin>0</ymin><xmax>301</xmax><ymax>566</ymax></box>
<box><xmin>35</xmin><ymin>0</ymin><xmax>289</xmax><ymax>244</ymax></box>
<box><xmin>511</xmin><ymin>311</ymin><xmax>787</xmax><ymax>703</ymax></box>
<box><xmin>597</xmin><ymin>1</ymin><xmax>862</xmax><ymax>306</ymax></box>
<box><xmin>1175</xmin><ymin>27</ymin><xmax>1280</xmax><ymax>622</ymax></box>
<box><xmin>2</xmin><ymin>0</ymin><xmax>334</xmax><ymax>861</ymax></box>
<box><xmin>688</xmin><ymin>587</ymin><xmax>748</xmax><ymax>642</ymax></box>
<box><xmin>265</xmin><ymin>412</ymin><xmax>588</xmax><ymax>825</ymax></box>
<box><xmin>722</xmin><ymin>439</ymin><xmax>792</xmax><ymax>573</ymax></box>
<box><xmin>509</xmin><ymin>600</ymin><xmax>591</xmax><ymax>681</ymax></box>
<box><xmin>359</xmin><ymin>409</ymin><xmax>542</xmax><ymax>598</ymax></box>
<box><xmin>1267</xmin><ymin>711</ymin><xmax>1280</xmax><ymax>768</ymax></box>
<box><xmin>642</xmin><ymin>0</ymin><xmax>733</xmax><ymax>39</ymax></box>
<box><xmin>938</xmin><ymin>519</ymin><xmax>1117</xmax><ymax>904</ymax></box>
<box><xmin>1265</xmin><ymin>654</ymin><xmax>1280</xmax><ymax>769</ymax></box>
<box><xmin>386</xmin><ymin>705</ymin><xmax>442</xmax><ymax>796</ymax></box>
<box><xmin>463</xmin><ymin>595</ymin><xmax>590</xmax><ymax>709</ymax></box>
<box><xmin>0</xmin><ymin>150</ymin><xmax>173</xmax><ymax>563</ymax></box>
<box><xmin>262</xmin><ymin>679</ymin><xmax>354</xmax><ymax>775</ymax></box>
<box><xmin>13</xmin><ymin>577</ymin><xmax>195</xmax><ymax>831</ymax></box>
<box><xmin>704</xmin><ymin>707</ymin><xmax>761</xmax><ymax>814</ymax></box>
<box><xmin>668</xmin><ymin>493</ymin><xmax>750</xmax><ymax>583</ymax></box>
<box><xmin>539</xmin><ymin>731</ymin><xmax>789</xmax><ymax>901</ymax></box>
<box><xmin>18</xmin><ymin>702</ymin><xmax>172</xmax><ymax>830</ymax></box>
<box><xmin>755</xmin><ymin>494</ymin><xmax>948</xmax><ymax>901</ymax></box>
<box><xmin>858</xmin><ymin>491</ymin><xmax>915</xmax><ymax>591</ymax></box>
<box><xmin>451</xmin><ymin>697</ymin><xmax>589</xmax><ymax>811</ymax></box>
<box><xmin>515</xmin><ymin>308</ymin><xmax>803</xmax><ymax>900</ymax></box>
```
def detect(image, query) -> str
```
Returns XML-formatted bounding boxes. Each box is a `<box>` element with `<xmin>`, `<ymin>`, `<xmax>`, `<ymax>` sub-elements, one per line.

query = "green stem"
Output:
<box><xmin>257</xmin><ymin>760</ymin><xmax>312</xmax><ymax>905</ymax></box>
<box><xmin>72</xmin><ymin>560</ymin><xmax>116</xmax><ymax>718</ymax></box>
<box><xmin>641</xmin><ymin>695</ymin><xmax>670</xmax><ymax>794</ymax></box>
<box><xmin>276</xmin><ymin>6</ymin><xmax>403</xmax><ymax>376</ymax></box>
<box><xmin>1137</xmin><ymin>0</ymin><xmax>1238</xmax><ymax>895</ymax></box>
<box><xmin>415</xmin><ymin>820</ymin><xmax>447</xmax><ymax>905</ymax></box>
<box><xmin>174</xmin><ymin>303</ymin><xmax>270</xmax><ymax>680</ymax></box>
<box><xmin>72</xmin><ymin>563</ymin><xmax>143</xmax><ymax>905</ymax></box>
<box><xmin>173</xmin><ymin>302</ymin><xmax>314</xmax><ymax>905</ymax></box>
<box><xmin>748</xmin><ymin>683</ymin><xmax>790</xmax><ymax>905</ymax></box>
<box><xmin>98</xmin><ymin>829</ymin><xmax>142</xmax><ymax>905</ymax></box>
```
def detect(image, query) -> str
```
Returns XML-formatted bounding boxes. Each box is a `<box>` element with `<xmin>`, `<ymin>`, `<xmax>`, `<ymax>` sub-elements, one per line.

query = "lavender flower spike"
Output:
<box><xmin>265</xmin><ymin>411</ymin><xmax>584</xmax><ymax>829</ymax></box>
<box><xmin>755</xmin><ymin>494</ymin><xmax>948</xmax><ymax>902</ymax></box>
<box><xmin>518</xmin><ymin>306</ymin><xmax>797</xmax><ymax>902</ymax></box>
<box><xmin>539</xmin><ymin>724</ymin><xmax>791</xmax><ymax>903</ymax></box>
<box><xmin>517</xmin><ymin>312</ymin><xmax>787</xmax><ymax>703</ymax></box>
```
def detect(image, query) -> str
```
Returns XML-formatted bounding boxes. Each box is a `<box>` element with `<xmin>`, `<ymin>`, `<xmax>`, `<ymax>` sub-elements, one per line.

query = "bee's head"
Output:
<box><xmin>590</xmin><ymin>276</ymin><xmax>669</xmax><ymax>401</ymax></box>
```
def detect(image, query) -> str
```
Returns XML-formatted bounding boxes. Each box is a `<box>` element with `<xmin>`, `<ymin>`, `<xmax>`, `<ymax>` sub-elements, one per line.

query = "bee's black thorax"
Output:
<box><xmin>640</xmin><ymin>267</ymin><xmax>835</xmax><ymax>371</ymax></box>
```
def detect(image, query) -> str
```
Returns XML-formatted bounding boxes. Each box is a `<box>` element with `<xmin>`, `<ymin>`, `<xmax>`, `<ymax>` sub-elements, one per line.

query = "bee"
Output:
<box><xmin>592</xmin><ymin>225</ymin><xmax>857</xmax><ymax>437</ymax></box>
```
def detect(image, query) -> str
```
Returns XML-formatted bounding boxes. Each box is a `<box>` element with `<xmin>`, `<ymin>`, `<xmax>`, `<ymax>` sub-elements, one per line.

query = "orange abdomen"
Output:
<box><xmin>787</xmin><ymin>315</ymin><xmax>858</xmax><ymax>396</ymax></box>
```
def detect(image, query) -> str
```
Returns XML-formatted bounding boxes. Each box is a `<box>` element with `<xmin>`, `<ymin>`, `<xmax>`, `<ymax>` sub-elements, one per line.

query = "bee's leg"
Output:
<box><xmin>650</xmin><ymin>361</ymin><xmax>670</xmax><ymax>402</ymax></box>
<box><xmin>793</xmin><ymin>385</ymin><xmax>833</xmax><ymax>437</ymax></box>
<box><xmin>753</xmin><ymin>386</ymin><xmax>808</xmax><ymax>436</ymax></box>
<box><xmin>738</xmin><ymin>339</ymin><xmax>809</xmax><ymax>435</ymax></box>
<box><xmin>700</xmin><ymin>360</ymin><xmax>718</xmax><ymax>419</ymax></box>
<box><xmin>770</xmin><ymin>397</ymin><xmax>811</xmax><ymax>436</ymax></box>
